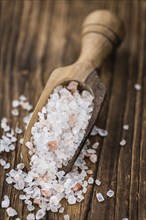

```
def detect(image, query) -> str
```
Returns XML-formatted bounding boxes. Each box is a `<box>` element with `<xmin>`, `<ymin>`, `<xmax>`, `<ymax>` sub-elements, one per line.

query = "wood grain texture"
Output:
<box><xmin>0</xmin><ymin>1</ymin><xmax>145</xmax><ymax>220</ymax></box>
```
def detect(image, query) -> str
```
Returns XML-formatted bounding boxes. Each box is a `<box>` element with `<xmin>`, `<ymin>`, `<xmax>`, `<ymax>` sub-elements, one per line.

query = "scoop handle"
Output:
<box><xmin>78</xmin><ymin>10</ymin><xmax>125</xmax><ymax>68</ymax></box>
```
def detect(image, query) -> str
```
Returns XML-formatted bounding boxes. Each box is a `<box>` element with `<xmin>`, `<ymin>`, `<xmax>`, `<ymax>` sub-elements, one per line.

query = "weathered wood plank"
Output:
<box><xmin>0</xmin><ymin>1</ymin><xmax>145</xmax><ymax>220</ymax></box>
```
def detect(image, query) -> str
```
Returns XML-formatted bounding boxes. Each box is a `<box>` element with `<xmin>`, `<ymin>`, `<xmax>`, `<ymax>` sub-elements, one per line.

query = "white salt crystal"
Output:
<box><xmin>120</xmin><ymin>139</ymin><xmax>126</xmax><ymax>146</ymax></box>
<box><xmin>1</xmin><ymin>195</ymin><xmax>10</xmax><ymax>208</ymax></box>
<box><xmin>106</xmin><ymin>189</ymin><xmax>114</xmax><ymax>197</ymax></box>
<box><xmin>50</xmin><ymin>195</ymin><xmax>59</xmax><ymax>206</ymax></box>
<box><xmin>19</xmin><ymin>95</ymin><xmax>27</xmax><ymax>101</ymax></box>
<box><xmin>19</xmin><ymin>195</ymin><xmax>26</xmax><ymax>200</ymax></box>
<box><xmin>12</xmin><ymin>100</ymin><xmax>20</xmax><ymax>108</ymax></box>
<box><xmin>91</xmin><ymin>126</ymin><xmax>108</xmax><ymax>137</ymax></box>
<box><xmin>17</xmin><ymin>163</ymin><xmax>25</xmax><ymax>170</ymax></box>
<box><xmin>87</xmin><ymin>149</ymin><xmax>96</xmax><ymax>154</ymax></box>
<box><xmin>134</xmin><ymin>83</ymin><xmax>141</xmax><ymax>91</ymax></box>
<box><xmin>36</xmin><ymin>209</ymin><xmax>45</xmax><ymax>219</ymax></box>
<box><xmin>88</xmin><ymin>177</ymin><xmax>94</xmax><ymax>184</ymax></box>
<box><xmin>92</xmin><ymin>142</ymin><xmax>99</xmax><ymax>149</ymax></box>
<box><xmin>27</xmin><ymin>213</ymin><xmax>35</xmax><ymax>220</ymax></box>
<box><xmin>16</xmin><ymin>218</ymin><xmax>21</xmax><ymax>220</ymax></box>
<box><xmin>95</xmin><ymin>179</ymin><xmax>101</xmax><ymax>186</ymax></box>
<box><xmin>0</xmin><ymin>159</ymin><xmax>6</xmax><ymax>166</ymax></box>
<box><xmin>98</xmin><ymin>128</ymin><xmax>108</xmax><ymax>137</ymax></box>
<box><xmin>68</xmin><ymin>196</ymin><xmax>76</xmax><ymax>205</ymax></box>
<box><xmin>64</xmin><ymin>214</ymin><xmax>70</xmax><ymax>220</ymax></box>
<box><xmin>89</xmin><ymin>154</ymin><xmax>97</xmax><ymax>163</ymax></box>
<box><xmin>6</xmin><ymin>176</ymin><xmax>13</xmax><ymax>184</ymax></box>
<box><xmin>96</xmin><ymin>193</ymin><xmax>104</xmax><ymax>202</ymax></box>
<box><xmin>123</xmin><ymin>124</ymin><xmax>129</xmax><ymax>130</ymax></box>
<box><xmin>122</xmin><ymin>218</ymin><xmax>129</xmax><ymax>220</ymax></box>
<box><xmin>19</xmin><ymin>138</ymin><xmax>24</xmax><ymax>144</ymax></box>
<box><xmin>15</xmin><ymin>127</ymin><xmax>22</xmax><ymax>134</ymax></box>
<box><xmin>11</xmin><ymin>109</ymin><xmax>19</xmax><ymax>116</ymax></box>
<box><xmin>6</xmin><ymin>207</ymin><xmax>17</xmax><ymax>217</ymax></box>
<box><xmin>4</xmin><ymin>163</ymin><xmax>10</xmax><ymax>169</ymax></box>
<box><xmin>59</xmin><ymin>207</ymin><xmax>64</xmax><ymax>213</ymax></box>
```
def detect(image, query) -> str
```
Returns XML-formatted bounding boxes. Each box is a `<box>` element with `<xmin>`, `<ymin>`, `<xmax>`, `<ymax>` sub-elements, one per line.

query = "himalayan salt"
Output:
<box><xmin>27</xmin><ymin>213</ymin><xmax>35</xmax><ymax>220</ymax></box>
<box><xmin>1</xmin><ymin>195</ymin><xmax>10</xmax><ymax>208</ymax></box>
<box><xmin>41</xmin><ymin>188</ymin><xmax>51</xmax><ymax>197</ymax></box>
<box><xmin>95</xmin><ymin>179</ymin><xmax>101</xmax><ymax>186</ymax></box>
<box><xmin>89</xmin><ymin>154</ymin><xmax>97</xmax><ymax>163</ymax></box>
<box><xmin>106</xmin><ymin>189</ymin><xmax>114</xmax><ymax>197</ymax></box>
<box><xmin>96</xmin><ymin>193</ymin><xmax>104</xmax><ymax>202</ymax></box>
<box><xmin>48</xmin><ymin>140</ymin><xmax>58</xmax><ymax>151</ymax></box>
<box><xmin>120</xmin><ymin>139</ymin><xmax>126</xmax><ymax>146</ymax></box>
<box><xmin>123</xmin><ymin>124</ymin><xmax>129</xmax><ymax>130</ymax></box>
<box><xmin>88</xmin><ymin>177</ymin><xmax>94</xmax><ymax>184</ymax></box>
<box><xmin>64</xmin><ymin>214</ymin><xmax>70</xmax><ymax>220</ymax></box>
<box><xmin>72</xmin><ymin>182</ymin><xmax>82</xmax><ymax>192</ymax></box>
<box><xmin>36</xmin><ymin>209</ymin><xmax>45</xmax><ymax>219</ymax></box>
<box><xmin>134</xmin><ymin>83</ymin><xmax>141</xmax><ymax>91</ymax></box>
<box><xmin>6</xmin><ymin>207</ymin><xmax>17</xmax><ymax>217</ymax></box>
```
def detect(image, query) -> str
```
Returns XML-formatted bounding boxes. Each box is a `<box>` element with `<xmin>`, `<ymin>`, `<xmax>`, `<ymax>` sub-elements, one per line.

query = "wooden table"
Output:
<box><xmin>0</xmin><ymin>1</ymin><xmax>145</xmax><ymax>220</ymax></box>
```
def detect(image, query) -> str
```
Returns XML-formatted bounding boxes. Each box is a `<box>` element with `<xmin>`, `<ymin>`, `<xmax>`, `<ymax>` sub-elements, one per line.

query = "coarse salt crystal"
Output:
<box><xmin>120</xmin><ymin>139</ymin><xmax>126</xmax><ymax>146</ymax></box>
<box><xmin>1</xmin><ymin>195</ymin><xmax>10</xmax><ymax>208</ymax></box>
<box><xmin>106</xmin><ymin>189</ymin><xmax>114</xmax><ymax>197</ymax></box>
<box><xmin>96</xmin><ymin>193</ymin><xmax>104</xmax><ymax>202</ymax></box>
<box><xmin>95</xmin><ymin>179</ymin><xmax>101</xmax><ymax>186</ymax></box>
<box><xmin>59</xmin><ymin>207</ymin><xmax>64</xmax><ymax>213</ymax></box>
<box><xmin>36</xmin><ymin>209</ymin><xmax>45</xmax><ymax>220</ymax></box>
<box><xmin>89</xmin><ymin>154</ymin><xmax>97</xmax><ymax>163</ymax></box>
<box><xmin>122</xmin><ymin>218</ymin><xmax>129</xmax><ymax>220</ymax></box>
<box><xmin>123</xmin><ymin>124</ymin><xmax>129</xmax><ymax>130</ymax></box>
<box><xmin>12</xmin><ymin>100</ymin><xmax>20</xmax><ymax>108</ymax></box>
<box><xmin>27</xmin><ymin>213</ymin><xmax>35</xmax><ymax>220</ymax></box>
<box><xmin>6</xmin><ymin>207</ymin><xmax>17</xmax><ymax>217</ymax></box>
<box><xmin>87</xmin><ymin>170</ymin><xmax>93</xmax><ymax>175</ymax></box>
<box><xmin>11</xmin><ymin>109</ymin><xmax>19</xmax><ymax>116</ymax></box>
<box><xmin>0</xmin><ymin>159</ymin><xmax>6</xmax><ymax>166</ymax></box>
<box><xmin>64</xmin><ymin>214</ymin><xmax>70</xmax><ymax>220</ymax></box>
<box><xmin>88</xmin><ymin>177</ymin><xmax>94</xmax><ymax>184</ymax></box>
<box><xmin>134</xmin><ymin>84</ymin><xmax>141</xmax><ymax>91</ymax></box>
<box><xmin>4</xmin><ymin>163</ymin><xmax>10</xmax><ymax>169</ymax></box>
<box><xmin>15</xmin><ymin>127</ymin><xmax>22</xmax><ymax>134</ymax></box>
<box><xmin>19</xmin><ymin>95</ymin><xmax>27</xmax><ymax>101</ymax></box>
<box><xmin>91</xmin><ymin>126</ymin><xmax>108</xmax><ymax>137</ymax></box>
<box><xmin>92</xmin><ymin>142</ymin><xmax>99</xmax><ymax>149</ymax></box>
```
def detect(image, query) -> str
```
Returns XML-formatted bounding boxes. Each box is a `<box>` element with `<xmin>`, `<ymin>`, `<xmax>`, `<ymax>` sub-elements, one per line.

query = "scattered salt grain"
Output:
<box><xmin>15</xmin><ymin>127</ymin><xmax>22</xmax><ymax>134</ymax></box>
<box><xmin>11</xmin><ymin>109</ymin><xmax>19</xmax><ymax>116</ymax></box>
<box><xmin>92</xmin><ymin>142</ymin><xmax>99</xmax><ymax>149</ymax></box>
<box><xmin>106</xmin><ymin>189</ymin><xmax>114</xmax><ymax>197</ymax></box>
<box><xmin>12</xmin><ymin>100</ymin><xmax>20</xmax><ymax>108</ymax></box>
<box><xmin>27</xmin><ymin>213</ymin><xmax>35</xmax><ymax>220</ymax></box>
<box><xmin>19</xmin><ymin>95</ymin><xmax>27</xmax><ymax>101</ymax></box>
<box><xmin>4</xmin><ymin>162</ymin><xmax>10</xmax><ymax>169</ymax></box>
<box><xmin>88</xmin><ymin>177</ymin><xmax>94</xmax><ymax>184</ymax></box>
<box><xmin>64</xmin><ymin>214</ymin><xmax>70</xmax><ymax>220</ymax></box>
<box><xmin>36</xmin><ymin>209</ymin><xmax>45</xmax><ymax>220</ymax></box>
<box><xmin>120</xmin><ymin>139</ymin><xmax>126</xmax><ymax>146</ymax></box>
<box><xmin>87</xmin><ymin>149</ymin><xmax>96</xmax><ymax>154</ymax></box>
<box><xmin>59</xmin><ymin>207</ymin><xmax>64</xmax><ymax>213</ymax></box>
<box><xmin>95</xmin><ymin>179</ymin><xmax>101</xmax><ymax>186</ymax></box>
<box><xmin>1</xmin><ymin>195</ymin><xmax>10</xmax><ymax>208</ymax></box>
<box><xmin>89</xmin><ymin>154</ymin><xmax>97</xmax><ymax>163</ymax></box>
<box><xmin>123</xmin><ymin>124</ymin><xmax>129</xmax><ymax>130</ymax></box>
<box><xmin>134</xmin><ymin>83</ymin><xmax>141</xmax><ymax>91</ymax></box>
<box><xmin>17</xmin><ymin>163</ymin><xmax>25</xmax><ymax>169</ymax></box>
<box><xmin>0</xmin><ymin>159</ymin><xmax>6</xmax><ymax>166</ymax></box>
<box><xmin>68</xmin><ymin>196</ymin><xmax>76</xmax><ymax>205</ymax></box>
<box><xmin>96</xmin><ymin>193</ymin><xmax>104</xmax><ymax>202</ymax></box>
<box><xmin>87</xmin><ymin>170</ymin><xmax>93</xmax><ymax>175</ymax></box>
<box><xmin>122</xmin><ymin>218</ymin><xmax>129</xmax><ymax>220</ymax></box>
<box><xmin>91</xmin><ymin>126</ymin><xmax>108</xmax><ymax>137</ymax></box>
<box><xmin>6</xmin><ymin>207</ymin><xmax>17</xmax><ymax>217</ymax></box>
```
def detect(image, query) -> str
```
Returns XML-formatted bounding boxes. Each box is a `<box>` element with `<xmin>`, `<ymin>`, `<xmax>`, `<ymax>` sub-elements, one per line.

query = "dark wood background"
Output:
<box><xmin>0</xmin><ymin>1</ymin><xmax>145</xmax><ymax>220</ymax></box>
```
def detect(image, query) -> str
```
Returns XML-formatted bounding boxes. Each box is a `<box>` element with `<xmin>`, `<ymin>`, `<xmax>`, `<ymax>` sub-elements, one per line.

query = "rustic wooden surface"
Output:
<box><xmin>0</xmin><ymin>1</ymin><xmax>146</xmax><ymax>220</ymax></box>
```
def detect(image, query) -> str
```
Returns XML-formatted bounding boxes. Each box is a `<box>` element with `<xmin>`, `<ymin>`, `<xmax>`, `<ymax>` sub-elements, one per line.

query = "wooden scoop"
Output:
<box><xmin>22</xmin><ymin>10</ymin><xmax>124</xmax><ymax>172</ymax></box>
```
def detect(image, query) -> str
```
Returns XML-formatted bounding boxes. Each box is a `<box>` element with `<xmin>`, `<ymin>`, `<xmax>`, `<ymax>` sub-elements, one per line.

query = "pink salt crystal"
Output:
<box><xmin>87</xmin><ymin>170</ymin><xmax>93</xmax><ymax>175</ymax></box>
<box><xmin>68</xmin><ymin>114</ymin><xmax>76</xmax><ymax>126</ymax></box>
<box><xmin>48</xmin><ymin>140</ymin><xmax>58</xmax><ymax>151</ymax></box>
<box><xmin>72</xmin><ymin>183</ymin><xmax>82</xmax><ymax>192</ymax></box>
<box><xmin>33</xmin><ymin>199</ymin><xmax>40</xmax><ymax>205</ymax></box>
<box><xmin>43</xmin><ymin>175</ymin><xmax>49</xmax><ymax>182</ymax></box>
<box><xmin>41</xmin><ymin>188</ymin><xmax>51</xmax><ymax>197</ymax></box>
<box><xmin>67</xmin><ymin>81</ymin><xmax>78</xmax><ymax>93</ymax></box>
